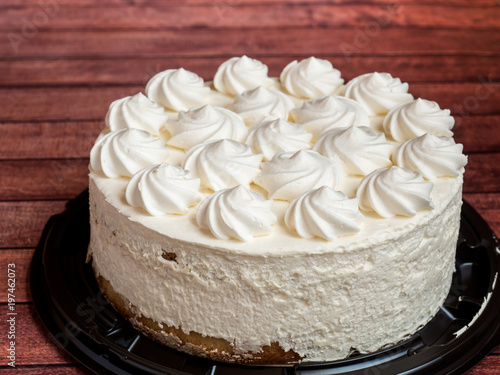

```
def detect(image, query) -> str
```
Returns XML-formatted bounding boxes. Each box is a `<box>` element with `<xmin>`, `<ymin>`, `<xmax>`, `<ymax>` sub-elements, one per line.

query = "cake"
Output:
<box><xmin>87</xmin><ymin>56</ymin><xmax>467</xmax><ymax>364</ymax></box>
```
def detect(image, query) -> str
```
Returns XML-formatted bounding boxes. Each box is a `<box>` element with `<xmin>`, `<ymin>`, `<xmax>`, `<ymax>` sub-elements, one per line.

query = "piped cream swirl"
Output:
<box><xmin>182</xmin><ymin>139</ymin><xmax>263</xmax><ymax>191</ymax></box>
<box><xmin>246</xmin><ymin>118</ymin><xmax>312</xmax><ymax>161</ymax></box>
<box><xmin>213</xmin><ymin>56</ymin><xmax>274</xmax><ymax>96</ymax></box>
<box><xmin>255</xmin><ymin>150</ymin><xmax>342</xmax><ymax>201</ymax></box>
<box><xmin>165</xmin><ymin>105</ymin><xmax>248</xmax><ymax>150</ymax></box>
<box><xmin>228</xmin><ymin>86</ymin><xmax>295</xmax><ymax>126</ymax></box>
<box><xmin>344</xmin><ymin>72</ymin><xmax>414</xmax><ymax>116</ymax></box>
<box><xmin>145</xmin><ymin>68</ymin><xmax>211</xmax><ymax>112</ymax></box>
<box><xmin>196</xmin><ymin>185</ymin><xmax>276</xmax><ymax>241</ymax></box>
<box><xmin>105</xmin><ymin>93</ymin><xmax>171</xmax><ymax>136</ymax></box>
<box><xmin>383</xmin><ymin>98</ymin><xmax>455</xmax><ymax>142</ymax></box>
<box><xmin>356</xmin><ymin>166</ymin><xmax>434</xmax><ymax>218</ymax></box>
<box><xmin>290</xmin><ymin>96</ymin><xmax>370</xmax><ymax>142</ymax></box>
<box><xmin>285</xmin><ymin>186</ymin><xmax>363</xmax><ymax>240</ymax></box>
<box><xmin>90</xmin><ymin>129</ymin><xmax>169</xmax><ymax>178</ymax></box>
<box><xmin>392</xmin><ymin>133</ymin><xmax>467</xmax><ymax>179</ymax></box>
<box><xmin>125</xmin><ymin>163</ymin><xmax>201</xmax><ymax>215</ymax></box>
<box><xmin>313</xmin><ymin>126</ymin><xmax>393</xmax><ymax>176</ymax></box>
<box><xmin>280</xmin><ymin>57</ymin><xmax>344</xmax><ymax>99</ymax></box>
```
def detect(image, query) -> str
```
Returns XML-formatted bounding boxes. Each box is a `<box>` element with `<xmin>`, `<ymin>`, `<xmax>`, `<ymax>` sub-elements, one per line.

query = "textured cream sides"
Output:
<box><xmin>89</xmin><ymin>169</ymin><xmax>462</xmax><ymax>361</ymax></box>
<box><xmin>88</xmin><ymin>56</ymin><xmax>465</xmax><ymax>363</ymax></box>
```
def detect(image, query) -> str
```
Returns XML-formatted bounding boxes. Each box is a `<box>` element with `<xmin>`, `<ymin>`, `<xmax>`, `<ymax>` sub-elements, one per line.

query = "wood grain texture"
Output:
<box><xmin>463</xmin><ymin>154</ymin><xmax>500</xmax><ymax>194</ymax></box>
<box><xmin>0</xmin><ymin>121</ymin><xmax>103</xmax><ymax>160</ymax></box>
<box><xmin>1</xmin><ymin>56</ymin><xmax>498</xmax><ymax>87</ymax></box>
<box><xmin>454</xmin><ymin>115</ymin><xmax>500</xmax><ymax>154</ymax></box>
<box><xmin>0</xmin><ymin>159</ymin><xmax>90</xmax><ymax>200</ymax></box>
<box><xmin>0</xmin><ymin>201</ymin><xmax>67</xmax><ymax>248</ymax></box>
<box><xmin>0</xmin><ymin>366</ymin><xmax>90</xmax><ymax>375</ymax></box>
<box><xmin>0</xmin><ymin>249</ymin><xmax>34</xmax><ymax>304</ymax></box>
<box><xmin>0</xmin><ymin>86</ymin><xmax>141</xmax><ymax>122</ymax></box>
<box><xmin>463</xmin><ymin>193</ymin><xmax>500</xmax><ymax>236</ymax></box>
<box><xmin>0</xmin><ymin>304</ymin><xmax>79</xmax><ymax>366</ymax></box>
<box><xmin>0</xmin><ymin>82</ymin><xmax>497</xmax><ymax>123</ymax></box>
<box><xmin>1</xmin><ymin>4</ymin><xmax>499</xmax><ymax>31</ymax></box>
<box><xmin>1</xmin><ymin>0</ymin><xmax>499</xmax><ymax>7</ymax></box>
<box><xmin>467</xmin><ymin>356</ymin><xmax>500</xmax><ymax>374</ymax></box>
<box><xmin>2</xmin><ymin>28</ymin><xmax>500</xmax><ymax>58</ymax></box>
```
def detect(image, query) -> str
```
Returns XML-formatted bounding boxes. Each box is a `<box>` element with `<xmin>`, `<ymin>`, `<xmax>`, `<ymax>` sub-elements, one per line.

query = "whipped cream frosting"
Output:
<box><xmin>344</xmin><ymin>72</ymin><xmax>414</xmax><ymax>116</ymax></box>
<box><xmin>196</xmin><ymin>185</ymin><xmax>276</xmax><ymax>241</ymax></box>
<box><xmin>182</xmin><ymin>139</ymin><xmax>263</xmax><ymax>191</ymax></box>
<box><xmin>228</xmin><ymin>86</ymin><xmax>295</xmax><ymax>126</ymax></box>
<box><xmin>255</xmin><ymin>150</ymin><xmax>342</xmax><ymax>201</ymax></box>
<box><xmin>145</xmin><ymin>68</ymin><xmax>211</xmax><ymax>112</ymax></box>
<box><xmin>246</xmin><ymin>118</ymin><xmax>312</xmax><ymax>161</ymax></box>
<box><xmin>383</xmin><ymin>98</ymin><xmax>455</xmax><ymax>141</ymax></box>
<box><xmin>125</xmin><ymin>163</ymin><xmax>201</xmax><ymax>215</ymax></box>
<box><xmin>165</xmin><ymin>104</ymin><xmax>248</xmax><ymax>150</ymax></box>
<box><xmin>313</xmin><ymin>126</ymin><xmax>393</xmax><ymax>176</ymax></box>
<box><xmin>290</xmin><ymin>95</ymin><xmax>370</xmax><ymax>141</ymax></box>
<box><xmin>89</xmin><ymin>56</ymin><xmax>466</xmax><ymax>365</ymax></box>
<box><xmin>285</xmin><ymin>186</ymin><xmax>362</xmax><ymax>240</ymax></box>
<box><xmin>213</xmin><ymin>56</ymin><xmax>274</xmax><ymax>96</ymax></box>
<box><xmin>393</xmin><ymin>133</ymin><xmax>467</xmax><ymax>179</ymax></box>
<box><xmin>90</xmin><ymin>128</ymin><xmax>169</xmax><ymax>178</ymax></box>
<box><xmin>280</xmin><ymin>57</ymin><xmax>344</xmax><ymax>99</ymax></box>
<box><xmin>105</xmin><ymin>93</ymin><xmax>171</xmax><ymax>136</ymax></box>
<box><xmin>356</xmin><ymin>166</ymin><xmax>434</xmax><ymax>218</ymax></box>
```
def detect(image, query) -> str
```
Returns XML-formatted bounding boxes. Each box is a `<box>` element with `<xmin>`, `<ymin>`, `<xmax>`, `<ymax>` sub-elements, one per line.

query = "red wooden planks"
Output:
<box><xmin>0</xmin><ymin>121</ymin><xmax>103</xmax><ymax>160</ymax></box>
<box><xmin>0</xmin><ymin>304</ymin><xmax>78</xmax><ymax>366</ymax></box>
<box><xmin>1</xmin><ymin>4</ymin><xmax>499</xmax><ymax>31</ymax></box>
<box><xmin>0</xmin><ymin>159</ymin><xmax>90</xmax><ymax>201</ymax></box>
<box><xmin>1</xmin><ymin>56</ymin><xmax>498</xmax><ymax>86</ymax></box>
<box><xmin>2</xmin><ymin>28</ymin><xmax>499</xmax><ymax>58</ymax></box>
<box><xmin>0</xmin><ymin>200</ymin><xmax>67</xmax><ymax>248</ymax></box>
<box><xmin>0</xmin><ymin>249</ymin><xmax>34</xmax><ymax>303</ymax></box>
<box><xmin>1</xmin><ymin>0</ymin><xmax>499</xmax><ymax>6</ymax></box>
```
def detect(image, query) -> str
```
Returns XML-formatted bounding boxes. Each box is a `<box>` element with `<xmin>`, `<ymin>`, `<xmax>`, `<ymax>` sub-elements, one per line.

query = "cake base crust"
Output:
<box><xmin>95</xmin><ymin>274</ymin><xmax>302</xmax><ymax>364</ymax></box>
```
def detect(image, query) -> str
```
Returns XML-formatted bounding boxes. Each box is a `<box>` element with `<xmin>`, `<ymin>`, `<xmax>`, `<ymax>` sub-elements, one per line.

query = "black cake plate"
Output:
<box><xmin>31</xmin><ymin>190</ymin><xmax>500</xmax><ymax>375</ymax></box>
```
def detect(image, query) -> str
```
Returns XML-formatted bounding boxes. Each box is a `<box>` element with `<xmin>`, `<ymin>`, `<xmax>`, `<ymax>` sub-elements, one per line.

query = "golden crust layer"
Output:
<box><xmin>95</xmin><ymin>274</ymin><xmax>302</xmax><ymax>364</ymax></box>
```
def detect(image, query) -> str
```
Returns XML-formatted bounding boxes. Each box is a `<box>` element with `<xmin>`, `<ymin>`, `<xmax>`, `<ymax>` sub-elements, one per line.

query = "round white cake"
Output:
<box><xmin>88</xmin><ymin>56</ymin><xmax>467</xmax><ymax>363</ymax></box>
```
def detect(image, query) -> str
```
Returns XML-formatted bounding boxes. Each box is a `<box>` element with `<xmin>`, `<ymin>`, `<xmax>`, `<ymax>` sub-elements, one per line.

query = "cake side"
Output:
<box><xmin>88</xmin><ymin>174</ymin><xmax>462</xmax><ymax>362</ymax></box>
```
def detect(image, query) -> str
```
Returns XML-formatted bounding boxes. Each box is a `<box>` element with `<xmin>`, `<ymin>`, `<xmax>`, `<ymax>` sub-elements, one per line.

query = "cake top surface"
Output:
<box><xmin>89</xmin><ymin>56</ymin><xmax>466</xmax><ymax>255</ymax></box>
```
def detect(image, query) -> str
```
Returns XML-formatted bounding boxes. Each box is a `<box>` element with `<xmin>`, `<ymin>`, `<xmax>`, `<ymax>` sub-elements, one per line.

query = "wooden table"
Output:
<box><xmin>0</xmin><ymin>0</ymin><xmax>499</xmax><ymax>373</ymax></box>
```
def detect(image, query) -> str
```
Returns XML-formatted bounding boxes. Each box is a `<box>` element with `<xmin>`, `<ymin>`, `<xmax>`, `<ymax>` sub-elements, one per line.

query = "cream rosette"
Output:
<box><xmin>196</xmin><ymin>185</ymin><xmax>276</xmax><ymax>241</ymax></box>
<box><xmin>182</xmin><ymin>139</ymin><xmax>263</xmax><ymax>191</ymax></box>
<box><xmin>392</xmin><ymin>133</ymin><xmax>467</xmax><ymax>179</ymax></box>
<box><xmin>213</xmin><ymin>56</ymin><xmax>274</xmax><ymax>96</ymax></box>
<box><xmin>285</xmin><ymin>186</ymin><xmax>363</xmax><ymax>240</ymax></box>
<box><xmin>356</xmin><ymin>166</ymin><xmax>434</xmax><ymax>218</ymax></box>
<box><xmin>125</xmin><ymin>163</ymin><xmax>201</xmax><ymax>215</ymax></box>
<box><xmin>90</xmin><ymin>128</ymin><xmax>169</xmax><ymax>178</ymax></box>
<box><xmin>280</xmin><ymin>57</ymin><xmax>344</xmax><ymax>99</ymax></box>
<box><xmin>145</xmin><ymin>68</ymin><xmax>211</xmax><ymax>112</ymax></box>
<box><xmin>255</xmin><ymin>150</ymin><xmax>343</xmax><ymax>201</ymax></box>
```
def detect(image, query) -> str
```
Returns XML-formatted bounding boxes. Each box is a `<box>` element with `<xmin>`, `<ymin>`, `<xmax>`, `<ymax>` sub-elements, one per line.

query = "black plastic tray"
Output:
<box><xmin>31</xmin><ymin>190</ymin><xmax>500</xmax><ymax>375</ymax></box>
